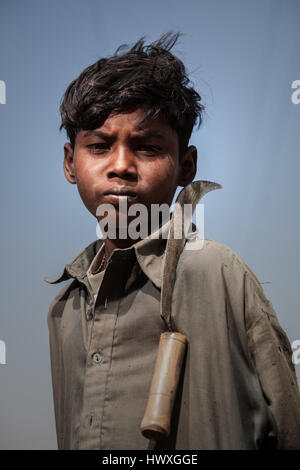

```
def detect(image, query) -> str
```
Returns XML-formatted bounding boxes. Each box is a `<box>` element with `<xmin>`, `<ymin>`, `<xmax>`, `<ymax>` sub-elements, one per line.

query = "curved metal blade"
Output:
<box><xmin>160</xmin><ymin>180</ymin><xmax>222</xmax><ymax>331</ymax></box>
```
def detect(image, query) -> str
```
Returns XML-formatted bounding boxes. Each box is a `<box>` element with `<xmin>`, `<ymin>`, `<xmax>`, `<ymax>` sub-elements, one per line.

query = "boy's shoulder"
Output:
<box><xmin>180</xmin><ymin>236</ymin><xmax>268</xmax><ymax>304</ymax></box>
<box><xmin>182</xmin><ymin>236</ymin><xmax>256</xmax><ymax>276</ymax></box>
<box><xmin>45</xmin><ymin>238</ymin><xmax>103</xmax><ymax>318</ymax></box>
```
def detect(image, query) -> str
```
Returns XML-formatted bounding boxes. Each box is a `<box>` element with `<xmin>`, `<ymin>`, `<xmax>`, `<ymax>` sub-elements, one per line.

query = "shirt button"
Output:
<box><xmin>92</xmin><ymin>352</ymin><xmax>102</xmax><ymax>364</ymax></box>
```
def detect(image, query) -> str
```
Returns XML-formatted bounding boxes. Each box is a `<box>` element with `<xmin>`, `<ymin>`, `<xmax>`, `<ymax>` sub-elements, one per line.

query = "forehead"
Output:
<box><xmin>101</xmin><ymin>108</ymin><xmax>161</xmax><ymax>130</ymax></box>
<box><xmin>80</xmin><ymin>107</ymin><xmax>178</xmax><ymax>141</ymax></box>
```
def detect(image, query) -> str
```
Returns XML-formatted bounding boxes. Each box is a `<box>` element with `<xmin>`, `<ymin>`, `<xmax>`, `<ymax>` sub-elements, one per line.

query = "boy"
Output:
<box><xmin>46</xmin><ymin>32</ymin><xmax>300</xmax><ymax>450</ymax></box>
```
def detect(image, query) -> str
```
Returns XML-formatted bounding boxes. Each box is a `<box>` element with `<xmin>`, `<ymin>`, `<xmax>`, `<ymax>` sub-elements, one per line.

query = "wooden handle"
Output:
<box><xmin>140</xmin><ymin>331</ymin><xmax>187</xmax><ymax>441</ymax></box>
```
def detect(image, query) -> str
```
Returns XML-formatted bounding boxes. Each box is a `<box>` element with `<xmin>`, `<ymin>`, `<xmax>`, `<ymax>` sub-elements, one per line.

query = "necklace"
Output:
<box><xmin>98</xmin><ymin>251</ymin><xmax>106</xmax><ymax>272</ymax></box>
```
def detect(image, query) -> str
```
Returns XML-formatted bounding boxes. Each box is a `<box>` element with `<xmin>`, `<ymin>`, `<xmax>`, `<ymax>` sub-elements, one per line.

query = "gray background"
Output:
<box><xmin>0</xmin><ymin>0</ymin><xmax>299</xmax><ymax>449</ymax></box>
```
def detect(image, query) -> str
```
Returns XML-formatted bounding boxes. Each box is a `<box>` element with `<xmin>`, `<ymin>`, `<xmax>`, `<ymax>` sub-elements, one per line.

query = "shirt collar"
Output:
<box><xmin>44</xmin><ymin>180</ymin><xmax>220</xmax><ymax>289</ymax></box>
<box><xmin>44</xmin><ymin>219</ymin><xmax>169</xmax><ymax>289</ymax></box>
<box><xmin>44</xmin><ymin>237</ymin><xmax>104</xmax><ymax>285</ymax></box>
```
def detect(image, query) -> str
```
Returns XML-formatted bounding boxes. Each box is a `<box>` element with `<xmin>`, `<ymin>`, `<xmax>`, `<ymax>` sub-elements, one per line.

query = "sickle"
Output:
<box><xmin>160</xmin><ymin>180</ymin><xmax>222</xmax><ymax>331</ymax></box>
<box><xmin>140</xmin><ymin>180</ymin><xmax>222</xmax><ymax>444</ymax></box>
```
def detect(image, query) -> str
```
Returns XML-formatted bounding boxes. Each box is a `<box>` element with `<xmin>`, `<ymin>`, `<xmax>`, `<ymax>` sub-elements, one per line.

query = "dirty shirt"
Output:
<box><xmin>46</xmin><ymin>207</ymin><xmax>300</xmax><ymax>450</ymax></box>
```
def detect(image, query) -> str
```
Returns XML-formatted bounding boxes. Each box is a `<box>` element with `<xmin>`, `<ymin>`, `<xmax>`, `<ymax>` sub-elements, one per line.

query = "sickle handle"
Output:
<box><xmin>140</xmin><ymin>331</ymin><xmax>188</xmax><ymax>441</ymax></box>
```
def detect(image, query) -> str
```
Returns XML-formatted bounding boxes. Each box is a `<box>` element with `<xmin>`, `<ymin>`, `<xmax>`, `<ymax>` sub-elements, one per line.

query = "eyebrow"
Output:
<box><xmin>83</xmin><ymin>130</ymin><xmax>165</xmax><ymax>140</ymax></box>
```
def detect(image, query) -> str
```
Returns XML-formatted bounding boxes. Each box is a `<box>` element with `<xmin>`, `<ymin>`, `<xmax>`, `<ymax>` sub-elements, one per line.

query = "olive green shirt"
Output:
<box><xmin>45</xmin><ymin>213</ymin><xmax>300</xmax><ymax>450</ymax></box>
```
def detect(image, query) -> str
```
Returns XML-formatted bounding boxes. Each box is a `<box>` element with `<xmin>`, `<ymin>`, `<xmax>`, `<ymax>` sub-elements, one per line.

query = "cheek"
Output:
<box><xmin>139</xmin><ymin>163</ymin><xmax>178</xmax><ymax>209</ymax></box>
<box><xmin>74</xmin><ymin>161</ymin><xmax>99</xmax><ymax>213</ymax></box>
<box><xmin>146</xmin><ymin>158</ymin><xmax>178</xmax><ymax>190</ymax></box>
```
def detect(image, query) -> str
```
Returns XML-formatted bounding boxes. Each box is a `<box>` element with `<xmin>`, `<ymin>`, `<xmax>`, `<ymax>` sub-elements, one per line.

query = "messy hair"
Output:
<box><xmin>59</xmin><ymin>31</ymin><xmax>205</xmax><ymax>157</ymax></box>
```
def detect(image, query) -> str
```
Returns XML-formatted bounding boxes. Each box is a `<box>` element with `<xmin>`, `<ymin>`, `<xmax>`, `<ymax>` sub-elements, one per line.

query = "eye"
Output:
<box><xmin>87</xmin><ymin>143</ymin><xmax>110</xmax><ymax>154</ymax></box>
<box><xmin>137</xmin><ymin>145</ymin><xmax>161</xmax><ymax>154</ymax></box>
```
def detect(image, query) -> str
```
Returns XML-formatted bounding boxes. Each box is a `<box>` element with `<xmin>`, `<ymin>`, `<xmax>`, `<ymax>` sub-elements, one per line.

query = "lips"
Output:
<box><xmin>102</xmin><ymin>187</ymin><xmax>138</xmax><ymax>204</ymax></box>
<box><xmin>103</xmin><ymin>187</ymin><xmax>138</xmax><ymax>197</ymax></box>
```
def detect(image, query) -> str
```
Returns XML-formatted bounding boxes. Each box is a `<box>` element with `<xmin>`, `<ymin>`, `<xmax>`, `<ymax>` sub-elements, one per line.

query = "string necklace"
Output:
<box><xmin>98</xmin><ymin>251</ymin><xmax>106</xmax><ymax>272</ymax></box>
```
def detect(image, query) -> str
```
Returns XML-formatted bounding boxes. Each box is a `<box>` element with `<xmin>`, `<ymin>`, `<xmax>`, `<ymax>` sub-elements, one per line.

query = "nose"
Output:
<box><xmin>107</xmin><ymin>145</ymin><xmax>137</xmax><ymax>181</ymax></box>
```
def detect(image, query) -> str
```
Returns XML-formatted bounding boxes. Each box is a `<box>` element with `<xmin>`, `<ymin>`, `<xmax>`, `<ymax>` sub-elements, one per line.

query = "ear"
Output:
<box><xmin>63</xmin><ymin>142</ymin><xmax>76</xmax><ymax>184</ymax></box>
<box><xmin>177</xmin><ymin>145</ymin><xmax>197</xmax><ymax>186</ymax></box>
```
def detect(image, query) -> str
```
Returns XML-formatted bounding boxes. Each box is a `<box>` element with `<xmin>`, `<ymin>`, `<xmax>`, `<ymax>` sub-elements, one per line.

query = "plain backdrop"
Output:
<box><xmin>0</xmin><ymin>0</ymin><xmax>299</xmax><ymax>449</ymax></box>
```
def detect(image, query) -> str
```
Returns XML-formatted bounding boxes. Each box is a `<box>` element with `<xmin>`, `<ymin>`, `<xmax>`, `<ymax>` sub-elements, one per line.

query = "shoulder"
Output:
<box><xmin>45</xmin><ymin>238</ymin><xmax>103</xmax><ymax>319</ymax></box>
<box><xmin>46</xmin><ymin>279</ymin><xmax>79</xmax><ymax>325</ymax></box>
<box><xmin>180</xmin><ymin>236</ymin><xmax>266</xmax><ymax>297</ymax></box>
<box><xmin>181</xmin><ymin>237</ymin><xmax>251</xmax><ymax>273</ymax></box>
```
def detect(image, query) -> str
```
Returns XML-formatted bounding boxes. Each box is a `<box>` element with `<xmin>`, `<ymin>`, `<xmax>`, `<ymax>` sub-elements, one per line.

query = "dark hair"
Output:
<box><xmin>59</xmin><ymin>31</ymin><xmax>205</xmax><ymax>157</ymax></box>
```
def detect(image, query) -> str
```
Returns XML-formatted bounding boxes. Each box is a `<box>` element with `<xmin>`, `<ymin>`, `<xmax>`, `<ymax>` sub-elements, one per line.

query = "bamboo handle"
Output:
<box><xmin>140</xmin><ymin>331</ymin><xmax>187</xmax><ymax>441</ymax></box>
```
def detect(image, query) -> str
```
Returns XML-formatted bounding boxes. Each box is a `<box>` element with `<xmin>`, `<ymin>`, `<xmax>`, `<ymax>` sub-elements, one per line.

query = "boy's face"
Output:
<box><xmin>63</xmin><ymin>107</ymin><xmax>197</xmax><ymax>230</ymax></box>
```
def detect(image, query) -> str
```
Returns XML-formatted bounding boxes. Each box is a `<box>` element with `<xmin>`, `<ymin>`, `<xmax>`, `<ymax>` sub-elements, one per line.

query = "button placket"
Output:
<box><xmin>79</xmin><ymin>249</ymin><xmax>135</xmax><ymax>449</ymax></box>
<box><xmin>79</xmin><ymin>297</ymin><xmax>121</xmax><ymax>449</ymax></box>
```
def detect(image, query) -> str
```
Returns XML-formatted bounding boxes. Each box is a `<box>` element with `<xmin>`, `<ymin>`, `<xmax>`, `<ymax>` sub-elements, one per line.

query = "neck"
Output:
<box><xmin>102</xmin><ymin>236</ymin><xmax>141</xmax><ymax>268</ymax></box>
<box><xmin>100</xmin><ymin>215</ymin><xmax>170</xmax><ymax>266</ymax></box>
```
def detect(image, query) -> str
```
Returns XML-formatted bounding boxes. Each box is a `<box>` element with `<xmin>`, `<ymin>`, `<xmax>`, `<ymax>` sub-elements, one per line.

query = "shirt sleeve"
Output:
<box><xmin>47</xmin><ymin>281</ymin><xmax>74</xmax><ymax>450</ymax></box>
<box><xmin>244</xmin><ymin>269</ymin><xmax>300</xmax><ymax>449</ymax></box>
